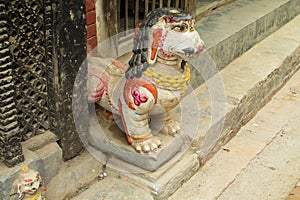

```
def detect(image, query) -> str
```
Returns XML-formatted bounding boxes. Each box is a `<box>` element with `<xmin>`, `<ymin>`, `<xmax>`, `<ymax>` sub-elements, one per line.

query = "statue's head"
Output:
<box><xmin>17</xmin><ymin>166</ymin><xmax>43</xmax><ymax>198</ymax></box>
<box><xmin>126</xmin><ymin>7</ymin><xmax>205</xmax><ymax>79</ymax></box>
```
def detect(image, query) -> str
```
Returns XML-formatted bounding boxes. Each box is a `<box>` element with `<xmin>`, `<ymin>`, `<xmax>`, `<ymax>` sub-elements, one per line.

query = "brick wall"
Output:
<box><xmin>86</xmin><ymin>0</ymin><xmax>97</xmax><ymax>52</ymax></box>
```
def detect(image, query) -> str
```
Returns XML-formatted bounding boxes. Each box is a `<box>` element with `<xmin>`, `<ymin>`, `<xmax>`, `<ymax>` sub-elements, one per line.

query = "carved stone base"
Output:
<box><xmin>86</xmin><ymin>144</ymin><xmax>199</xmax><ymax>199</ymax></box>
<box><xmin>88</xmin><ymin>115</ymin><xmax>192</xmax><ymax>171</ymax></box>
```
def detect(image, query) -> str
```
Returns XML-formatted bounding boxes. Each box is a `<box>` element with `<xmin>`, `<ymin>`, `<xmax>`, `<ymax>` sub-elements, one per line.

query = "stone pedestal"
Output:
<box><xmin>88</xmin><ymin>115</ymin><xmax>191</xmax><ymax>171</ymax></box>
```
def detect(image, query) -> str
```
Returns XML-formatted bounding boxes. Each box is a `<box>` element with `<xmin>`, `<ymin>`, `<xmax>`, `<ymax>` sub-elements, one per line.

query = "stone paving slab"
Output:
<box><xmin>218</xmin><ymin>113</ymin><xmax>300</xmax><ymax>199</ymax></box>
<box><xmin>45</xmin><ymin>152</ymin><xmax>103</xmax><ymax>200</ymax></box>
<box><xmin>73</xmin><ymin>176</ymin><xmax>154</xmax><ymax>200</ymax></box>
<box><xmin>170</xmin><ymin>54</ymin><xmax>300</xmax><ymax>200</ymax></box>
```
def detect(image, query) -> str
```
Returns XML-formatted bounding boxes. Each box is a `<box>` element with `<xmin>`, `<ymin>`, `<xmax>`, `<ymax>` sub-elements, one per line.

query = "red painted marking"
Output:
<box><xmin>131</xmin><ymin>87</ymin><xmax>148</xmax><ymax>106</ymax></box>
<box><xmin>41</xmin><ymin>185</ymin><xmax>47</xmax><ymax>192</ymax></box>
<box><xmin>123</xmin><ymin>78</ymin><xmax>158</xmax><ymax>110</ymax></box>
<box><xmin>143</xmin><ymin>82</ymin><xmax>158</xmax><ymax>104</ymax></box>
<box><xmin>134</xmin><ymin>22</ymin><xmax>142</xmax><ymax>44</ymax></box>
<box><xmin>128</xmin><ymin>101</ymin><xmax>135</xmax><ymax>110</ymax></box>
<box><xmin>196</xmin><ymin>45</ymin><xmax>204</xmax><ymax>54</ymax></box>
<box><xmin>151</xmin><ymin>29</ymin><xmax>162</xmax><ymax>61</ymax></box>
<box><xmin>24</xmin><ymin>179</ymin><xmax>33</xmax><ymax>183</ymax></box>
<box><xmin>89</xmin><ymin>69</ymin><xmax>108</xmax><ymax>85</ymax></box>
<box><xmin>112</xmin><ymin>60</ymin><xmax>128</xmax><ymax>71</ymax></box>
<box><xmin>88</xmin><ymin>68</ymin><xmax>108</xmax><ymax>102</ymax></box>
<box><xmin>118</xmin><ymin>99</ymin><xmax>133</xmax><ymax>144</ymax></box>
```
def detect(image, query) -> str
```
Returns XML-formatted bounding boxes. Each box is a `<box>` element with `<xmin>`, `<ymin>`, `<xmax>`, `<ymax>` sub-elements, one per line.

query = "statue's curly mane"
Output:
<box><xmin>125</xmin><ymin>7</ymin><xmax>193</xmax><ymax>79</ymax></box>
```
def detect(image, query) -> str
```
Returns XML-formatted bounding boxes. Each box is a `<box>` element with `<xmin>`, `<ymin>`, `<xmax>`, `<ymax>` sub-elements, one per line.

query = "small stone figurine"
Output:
<box><xmin>88</xmin><ymin>7</ymin><xmax>204</xmax><ymax>154</ymax></box>
<box><xmin>11</xmin><ymin>166</ymin><xmax>46</xmax><ymax>200</ymax></box>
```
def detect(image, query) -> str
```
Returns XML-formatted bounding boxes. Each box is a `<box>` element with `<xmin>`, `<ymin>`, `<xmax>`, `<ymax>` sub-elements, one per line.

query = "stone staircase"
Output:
<box><xmin>1</xmin><ymin>0</ymin><xmax>300</xmax><ymax>199</ymax></box>
<box><xmin>170</xmin><ymin>50</ymin><xmax>300</xmax><ymax>200</ymax></box>
<box><xmin>191</xmin><ymin>0</ymin><xmax>300</xmax><ymax>88</ymax></box>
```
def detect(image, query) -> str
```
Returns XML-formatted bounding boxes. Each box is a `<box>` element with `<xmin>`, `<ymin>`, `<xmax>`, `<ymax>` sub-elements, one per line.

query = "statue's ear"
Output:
<box><xmin>17</xmin><ymin>184</ymin><xmax>23</xmax><ymax>199</ymax></box>
<box><xmin>148</xmin><ymin>28</ymin><xmax>162</xmax><ymax>65</ymax></box>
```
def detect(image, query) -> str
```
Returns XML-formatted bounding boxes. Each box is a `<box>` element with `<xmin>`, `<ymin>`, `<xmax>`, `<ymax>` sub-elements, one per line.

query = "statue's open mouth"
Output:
<box><xmin>27</xmin><ymin>189</ymin><xmax>37</xmax><ymax>194</ymax></box>
<box><xmin>171</xmin><ymin>45</ymin><xmax>204</xmax><ymax>58</ymax></box>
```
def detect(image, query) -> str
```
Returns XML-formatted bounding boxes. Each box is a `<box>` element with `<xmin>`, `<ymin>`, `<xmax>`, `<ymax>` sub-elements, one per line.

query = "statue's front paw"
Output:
<box><xmin>132</xmin><ymin>136</ymin><xmax>162</xmax><ymax>154</ymax></box>
<box><xmin>161</xmin><ymin>120</ymin><xmax>180</xmax><ymax>136</ymax></box>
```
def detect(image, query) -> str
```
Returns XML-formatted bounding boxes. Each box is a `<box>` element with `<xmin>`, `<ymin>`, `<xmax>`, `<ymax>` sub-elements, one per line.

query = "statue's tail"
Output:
<box><xmin>87</xmin><ymin>59</ymin><xmax>128</xmax><ymax>103</ymax></box>
<box><xmin>87</xmin><ymin>68</ymin><xmax>107</xmax><ymax>103</ymax></box>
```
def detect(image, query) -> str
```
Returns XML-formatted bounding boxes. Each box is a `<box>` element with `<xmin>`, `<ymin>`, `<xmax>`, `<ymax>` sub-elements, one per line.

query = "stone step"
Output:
<box><xmin>70</xmin><ymin>10</ymin><xmax>300</xmax><ymax>200</ymax></box>
<box><xmin>196</xmin><ymin>0</ymin><xmax>236</xmax><ymax>20</ymax></box>
<box><xmin>194</xmin><ymin>13</ymin><xmax>300</xmax><ymax>164</ymax></box>
<box><xmin>170</xmin><ymin>51</ymin><xmax>300</xmax><ymax>200</ymax></box>
<box><xmin>191</xmin><ymin>0</ymin><xmax>300</xmax><ymax>88</ymax></box>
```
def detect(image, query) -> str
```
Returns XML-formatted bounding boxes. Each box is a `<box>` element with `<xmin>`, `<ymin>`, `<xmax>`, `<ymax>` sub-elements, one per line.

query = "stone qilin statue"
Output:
<box><xmin>10</xmin><ymin>166</ymin><xmax>46</xmax><ymax>200</ymax></box>
<box><xmin>88</xmin><ymin>8</ymin><xmax>204</xmax><ymax>154</ymax></box>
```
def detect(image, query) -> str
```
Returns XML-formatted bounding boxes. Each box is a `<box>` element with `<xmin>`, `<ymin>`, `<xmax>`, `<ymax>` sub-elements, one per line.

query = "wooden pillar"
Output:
<box><xmin>185</xmin><ymin>0</ymin><xmax>197</xmax><ymax>17</ymax></box>
<box><xmin>103</xmin><ymin>0</ymin><xmax>119</xmax><ymax>37</ymax></box>
<box><xmin>46</xmin><ymin>0</ymin><xmax>88</xmax><ymax>161</ymax></box>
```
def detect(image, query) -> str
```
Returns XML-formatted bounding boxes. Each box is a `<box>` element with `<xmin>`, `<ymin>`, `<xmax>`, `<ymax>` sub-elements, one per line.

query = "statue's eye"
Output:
<box><xmin>26</xmin><ymin>182</ymin><xmax>33</xmax><ymax>187</ymax></box>
<box><xmin>172</xmin><ymin>25</ymin><xmax>188</xmax><ymax>32</ymax></box>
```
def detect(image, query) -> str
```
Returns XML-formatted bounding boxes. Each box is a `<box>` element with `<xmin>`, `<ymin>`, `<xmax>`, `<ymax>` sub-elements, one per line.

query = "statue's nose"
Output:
<box><xmin>182</xmin><ymin>47</ymin><xmax>195</xmax><ymax>55</ymax></box>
